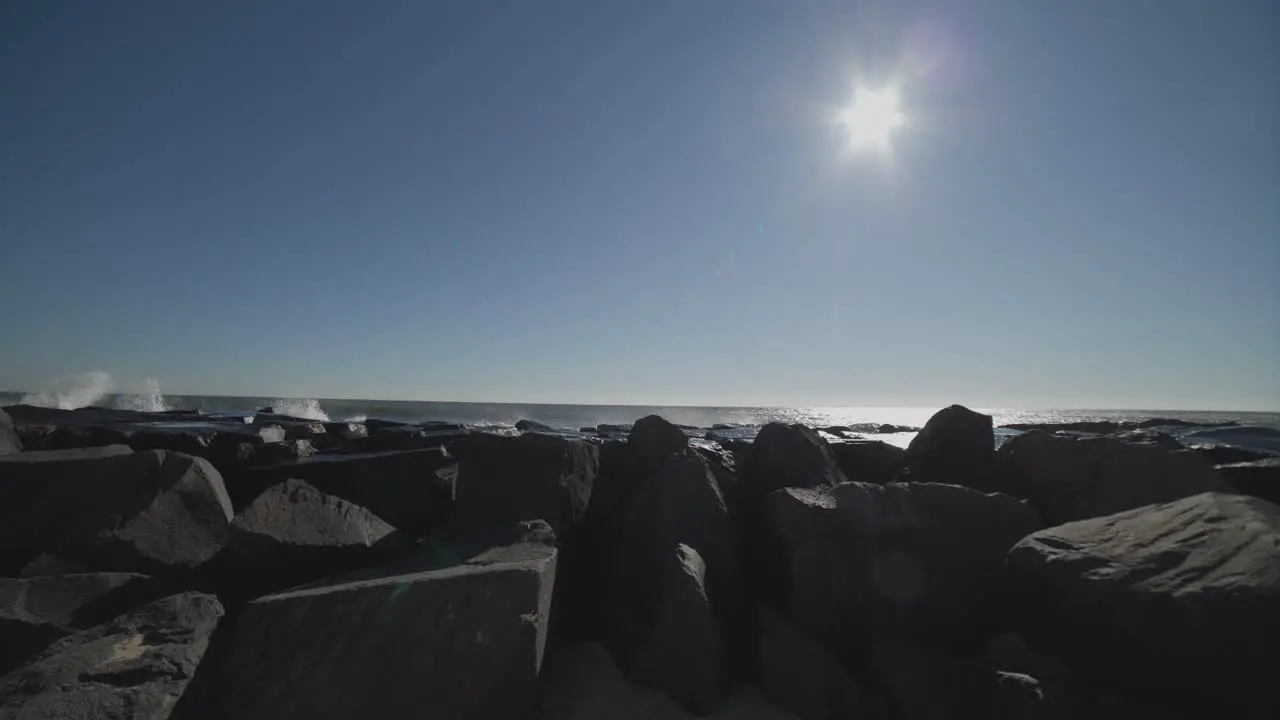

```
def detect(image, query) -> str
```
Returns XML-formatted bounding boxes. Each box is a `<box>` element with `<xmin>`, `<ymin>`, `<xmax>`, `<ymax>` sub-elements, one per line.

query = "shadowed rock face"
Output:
<box><xmin>744</xmin><ymin>424</ymin><xmax>846</xmax><ymax>501</ymax></box>
<box><xmin>1216</xmin><ymin>458</ymin><xmax>1280</xmax><ymax>505</ymax></box>
<box><xmin>994</xmin><ymin>430</ymin><xmax>1225</xmax><ymax>525</ymax></box>
<box><xmin>1007</xmin><ymin>492</ymin><xmax>1280</xmax><ymax>719</ymax></box>
<box><xmin>0</xmin><ymin>447</ymin><xmax>234</xmax><ymax>574</ymax></box>
<box><xmin>758</xmin><ymin>606</ymin><xmax>889</xmax><ymax>720</ymax></box>
<box><xmin>902</xmin><ymin>405</ymin><xmax>995</xmax><ymax>490</ymax></box>
<box><xmin>761</xmin><ymin>481</ymin><xmax>1042</xmax><ymax>663</ymax></box>
<box><xmin>212</xmin><ymin>525</ymin><xmax>558</xmax><ymax>720</ymax></box>
<box><xmin>0</xmin><ymin>592</ymin><xmax>224</xmax><ymax>719</ymax></box>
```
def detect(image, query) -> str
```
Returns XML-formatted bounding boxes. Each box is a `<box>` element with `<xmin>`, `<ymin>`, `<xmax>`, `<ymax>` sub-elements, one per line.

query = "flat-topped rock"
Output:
<box><xmin>761</xmin><ymin>481</ymin><xmax>1041</xmax><ymax>660</ymax></box>
<box><xmin>213</xmin><ymin>524</ymin><xmax>558</xmax><ymax>719</ymax></box>
<box><xmin>0</xmin><ymin>447</ymin><xmax>233</xmax><ymax>574</ymax></box>
<box><xmin>243</xmin><ymin>447</ymin><xmax>455</xmax><ymax>535</ymax></box>
<box><xmin>0</xmin><ymin>592</ymin><xmax>224</xmax><ymax>719</ymax></box>
<box><xmin>1007</xmin><ymin>492</ymin><xmax>1280</xmax><ymax>718</ymax></box>
<box><xmin>994</xmin><ymin>430</ymin><xmax>1225</xmax><ymax>524</ymax></box>
<box><xmin>0</xmin><ymin>573</ymin><xmax>150</xmax><ymax>676</ymax></box>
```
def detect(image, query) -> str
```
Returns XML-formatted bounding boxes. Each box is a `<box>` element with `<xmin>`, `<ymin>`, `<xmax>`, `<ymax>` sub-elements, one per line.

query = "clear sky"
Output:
<box><xmin>1</xmin><ymin>0</ymin><xmax>1276</xmax><ymax>410</ymax></box>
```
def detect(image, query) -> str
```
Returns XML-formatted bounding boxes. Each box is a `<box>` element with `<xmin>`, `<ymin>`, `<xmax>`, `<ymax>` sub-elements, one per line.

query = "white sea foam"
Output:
<box><xmin>114</xmin><ymin>377</ymin><xmax>170</xmax><ymax>412</ymax></box>
<box><xmin>21</xmin><ymin>371</ymin><xmax>117</xmax><ymax>409</ymax></box>
<box><xmin>268</xmin><ymin>398</ymin><xmax>330</xmax><ymax>422</ymax></box>
<box><xmin>342</xmin><ymin>414</ymin><xmax>369</xmax><ymax>423</ymax></box>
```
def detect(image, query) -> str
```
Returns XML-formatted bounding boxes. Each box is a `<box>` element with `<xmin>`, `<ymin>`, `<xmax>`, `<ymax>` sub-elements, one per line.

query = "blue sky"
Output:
<box><xmin>1</xmin><ymin>0</ymin><xmax>1276</xmax><ymax>409</ymax></box>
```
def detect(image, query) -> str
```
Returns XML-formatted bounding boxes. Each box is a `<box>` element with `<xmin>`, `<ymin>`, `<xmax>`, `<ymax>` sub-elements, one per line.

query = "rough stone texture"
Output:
<box><xmin>0</xmin><ymin>592</ymin><xmax>224</xmax><ymax>719</ymax></box>
<box><xmin>219</xmin><ymin>479</ymin><xmax>402</xmax><ymax>595</ymax></box>
<box><xmin>603</xmin><ymin>452</ymin><xmax>739</xmax><ymax>679</ymax></box>
<box><xmin>758</xmin><ymin>607</ymin><xmax>888</xmax><ymax>720</ymax></box>
<box><xmin>0</xmin><ymin>447</ymin><xmax>233</xmax><ymax>574</ymax></box>
<box><xmin>1216</xmin><ymin>458</ymin><xmax>1280</xmax><ymax>504</ymax></box>
<box><xmin>452</xmin><ymin>433</ymin><xmax>597</xmax><ymax>539</ymax></box>
<box><xmin>0</xmin><ymin>410</ymin><xmax>20</xmax><ymax>455</ymax></box>
<box><xmin>868</xmin><ymin>642</ymin><xmax>1046</xmax><ymax>720</ymax></box>
<box><xmin>0</xmin><ymin>573</ymin><xmax>150</xmax><ymax>676</ymax></box>
<box><xmin>994</xmin><ymin>431</ymin><xmax>1225</xmax><ymax>525</ymax></box>
<box><xmin>214</xmin><ymin>527</ymin><xmax>558</xmax><ymax>719</ymax></box>
<box><xmin>1007</xmin><ymin>492</ymin><xmax>1280</xmax><ymax>719</ymax></box>
<box><xmin>535</xmin><ymin>643</ymin><xmax>798</xmax><ymax>720</ymax></box>
<box><xmin>743</xmin><ymin>424</ymin><xmax>846</xmax><ymax>501</ymax></box>
<box><xmin>629</xmin><ymin>545</ymin><xmax>730</xmax><ymax>715</ymax></box>
<box><xmin>901</xmin><ymin>405</ymin><xmax>996</xmax><ymax>490</ymax></box>
<box><xmin>629</xmin><ymin>415</ymin><xmax>691</xmax><ymax>477</ymax></box>
<box><xmin>763</xmin><ymin>482</ymin><xmax>1042</xmax><ymax>661</ymax></box>
<box><xmin>827</xmin><ymin>440</ymin><xmax>905</xmax><ymax>485</ymax></box>
<box><xmin>243</xmin><ymin>447</ymin><xmax>455</xmax><ymax>536</ymax></box>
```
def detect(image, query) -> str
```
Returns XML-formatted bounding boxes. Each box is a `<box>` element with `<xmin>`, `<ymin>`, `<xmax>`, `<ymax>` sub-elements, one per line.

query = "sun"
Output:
<box><xmin>837</xmin><ymin>85</ymin><xmax>905</xmax><ymax>152</ymax></box>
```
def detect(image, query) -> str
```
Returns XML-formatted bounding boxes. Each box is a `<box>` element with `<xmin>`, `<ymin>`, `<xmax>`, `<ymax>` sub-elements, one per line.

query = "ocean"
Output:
<box><xmin>3</xmin><ymin>377</ymin><xmax>1278</xmax><ymax>455</ymax></box>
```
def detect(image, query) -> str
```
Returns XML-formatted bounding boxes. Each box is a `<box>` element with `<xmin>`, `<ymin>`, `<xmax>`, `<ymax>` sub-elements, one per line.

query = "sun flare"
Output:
<box><xmin>837</xmin><ymin>85</ymin><xmax>905</xmax><ymax>152</ymax></box>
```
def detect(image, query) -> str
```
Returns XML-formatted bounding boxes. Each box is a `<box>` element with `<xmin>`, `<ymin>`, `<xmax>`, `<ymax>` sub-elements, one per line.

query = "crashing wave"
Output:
<box><xmin>267</xmin><ymin>398</ymin><xmax>331</xmax><ymax>422</ymax></box>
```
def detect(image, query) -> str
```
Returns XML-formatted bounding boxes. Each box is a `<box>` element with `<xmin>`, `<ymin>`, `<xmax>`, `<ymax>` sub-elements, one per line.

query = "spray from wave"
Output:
<box><xmin>267</xmin><ymin>398</ymin><xmax>330</xmax><ymax>422</ymax></box>
<box><xmin>20</xmin><ymin>372</ymin><xmax>170</xmax><ymax>412</ymax></box>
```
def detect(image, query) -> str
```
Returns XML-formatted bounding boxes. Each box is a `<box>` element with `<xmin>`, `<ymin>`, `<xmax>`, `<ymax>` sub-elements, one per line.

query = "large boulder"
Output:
<box><xmin>628</xmin><ymin>545</ymin><xmax>730</xmax><ymax>715</ymax></box>
<box><xmin>1216</xmin><ymin>458</ymin><xmax>1280</xmax><ymax>504</ymax></box>
<box><xmin>743</xmin><ymin>424</ymin><xmax>846</xmax><ymax>501</ymax></box>
<box><xmin>827</xmin><ymin>440</ymin><xmax>905</xmax><ymax>485</ymax></box>
<box><xmin>243</xmin><ymin>447</ymin><xmax>455</xmax><ymax>535</ymax></box>
<box><xmin>901</xmin><ymin>405</ymin><xmax>995</xmax><ymax>490</ymax></box>
<box><xmin>994</xmin><ymin>431</ymin><xmax>1225</xmax><ymax>525</ymax></box>
<box><xmin>217</xmin><ymin>479</ymin><xmax>403</xmax><ymax>597</ymax></box>
<box><xmin>0</xmin><ymin>592</ymin><xmax>224</xmax><ymax>718</ymax></box>
<box><xmin>868</xmin><ymin>642</ymin><xmax>1046</xmax><ymax>720</ymax></box>
<box><xmin>762</xmin><ymin>482</ymin><xmax>1042</xmax><ymax>662</ymax></box>
<box><xmin>758</xmin><ymin>607</ymin><xmax>888</xmax><ymax>720</ymax></box>
<box><xmin>0</xmin><ymin>573</ymin><xmax>150</xmax><ymax>676</ymax></box>
<box><xmin>0</xmin><ymin>447</ymin><xmax>233</xmax><ymax>574</ymax></box>
<box><xmin>1006</xmin><ymin>492</ymin><xmax>1280</xmax><ymax>718</ymax></box>
<box><xmin>451</xmin><ymin>433</ymin><xmax>597</xmax><ymax>539</ymax></box>
<box><xmin>213</xmin><ymin>523</ymin><xmax>558</xmax><ymax>719</ymax></box>
<box><xmin>0</xmin><ymin>410</ymin><xmax>19</xmax><ymax>455</ymax></box>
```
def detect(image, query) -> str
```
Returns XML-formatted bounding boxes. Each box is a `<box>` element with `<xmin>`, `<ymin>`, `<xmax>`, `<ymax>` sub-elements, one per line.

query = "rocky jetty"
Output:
<box><xmin>0</xmin><ymin>402</ymin><xmax>1275</xmax><ymax>719</ymax></box>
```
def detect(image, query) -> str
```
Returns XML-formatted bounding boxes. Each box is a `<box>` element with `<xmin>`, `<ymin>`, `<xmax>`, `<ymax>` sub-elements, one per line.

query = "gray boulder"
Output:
<box><xmin>244</xmin><ymin>447</ymin><xmax>455</xmax><ymax>535</ymax></box>
<box><xmin>452</xmin><ymin>433</ymin><xmax>597</xmax><ymax>539</ymax></box>
<box><xmin>758</xmin><ymin>607</ymin><xmax>888</xmax><ymax>720</ymax></box>
<box><xmin>743</xmin><ymin>424</ymin><xmax>845</xmax><ymax>509</ymax></box>
<box><xmin>763</xmin><ymin>482</ymin><xmax>1041</xmax><ymax>659</ymax></box>
<box><xmin>869</xmin><ymin>642</ymin><xmax>1046</xmax><ymax>720</ymax></box>
<box><xmin>1007</xmin><ymin>492</ymin><xmax>1280</xmax><ymax>718</ymax></box>
<box><xmin>213</xmin><ymin>524</ymin><xmax>558</xmax><ymax>719</ymax></box>
<box><xmin>0</xmin><ymin>592</ymin><xmax>224</xmax><ymax>719</ymax></box>
<box><xmin>629</xmin><ymin>545</ymin><xmax>730</xmax><ymax>715</ymax></box>
<box><xmin>0</xmin><ymin>447</ymin><xmax>233</xmax><ymax>574</ymax></box>
<box><xmin>0</xmin><ymin>573</ymin><xmax>150</xmax><ymax>676</ymax></box>
<box><xmin>0</xmin><ymin>410</ymin><xmax>19</xmax><ymax>455</ymax></box>
<box><xmin>1216</xmin><ymin>458</ymin><xmax>1280</xmax><ymax>505</ymax></box>
<box><xmin>218</xmin><ymin>479</ymin><xmax>403</xmax><ymax>595</ymax></box>
<box><xmin>994</xmin><ymin>431</ymin><xmax>1224</xmax><ymax>524</ymax></box>
<box><xmin>901</xmin><ymin>405</ymin><xmax>995</xmax><ymax>490</ymax></box>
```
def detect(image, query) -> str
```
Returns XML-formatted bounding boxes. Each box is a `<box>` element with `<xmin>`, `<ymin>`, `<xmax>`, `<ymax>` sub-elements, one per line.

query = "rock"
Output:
<box><xmin>762</xmin><ymin>482</ymin><xmax>1041</xmax><ymax>661</ymax></box>
<box><xmin>902</xmin><ymin>405</ymin><xmax>995</xmax><ymax>490</ymax></box>
<box><xmin>451</xmin><ymin>433</ymin><xmax>597</xmax><ymax>539</ymax></box>
<box><xmin>630</xmin><ymin>415</ymin><xmax>691</xmax><ymax>477</ymax></box>
<box><xmin>827</xmin><ymin>440</ymin><xmax>905</xmax><ymax>485</ymax></box>
<box><xmin>1112</xmin><ymin>429</ymin><xmax>1184</xmax><ymax>451</ymax></box>
<box><xmin>218</xmin><ymin>479</ymin><xmax>403</xmax><ymax>596</ymax></box>
<box><xmin>0</xmin><ymin>592</ymin><xmax>224</xmax><ymax>719</ymax></box>
<box><xmin>758</xmin><ymin>607</ymin><xmax>888</xmax><ymax>720</ymax></box>
<box><xmin>0</xmin><ymin>447</ymin><xmax>233</xmax><ymax>574</ymax></box>
<box><xmin>1217</xmin><ymin>458</ymin><xmax>1280</xmax><ymax>504</ymax></box>
<box><xmin>242</xmin><ymin>447</ymin><xmax>455</xmax><ymax>536</ymax></box>
<box><xmin>629</xmin><ymin>545</ymin><xmax>730</xmax><ymax>715</ymax></box>
<box><xmin>0</xmin><ymin>410</ymin><xmax>20</xmax><ymax>455</ymax></box>
<box><xmin>516</xmin><ymin>418</ymin><xmax>554</xmax><ymax>432</ymax></box>
<box><xmin>1006</xmin><ymin>492</ymin><xmax>1280</xmax><ymax>718</ymax></box>
<box><xmin>20</xmin><ymin>554</ymin><xmax>90</xmax><ymax>577</ymax></box>
<box><xmin>213</xmin><ymin>524</ymin><xmax>557</xmax><ymax>719</ymax></box>
<box><xmin>868</xmin><ymin>642</ymin><xmax>1046</xmax><ymax>720</ymax></box>
<box><xmin>994</xmin><ymin>431</ymin><xmax>1225</xmax><ymax>525</ymax></box>
<box><xmin>743</xmin><ymin>424</ymin><xmax>846</xmax><ymax>502</ymax></box>
<box><xmin>321</xmin><ymin>421</ymin><xmax>367</xmax><ymax>440</ymax></box>
<box><xmin>603</xmin><ymin>452</ymin><xmax>738</xmax><ymax>680</ymax></box>
<box><xmin>597</xmin><ymin>423</ymin><xmax>633</xmax><ymax>434</ymax></box>
<box><xmin>0</xmin><ymin>573</ymin><xmax>150</xmax><ymax>676</ymax></box>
